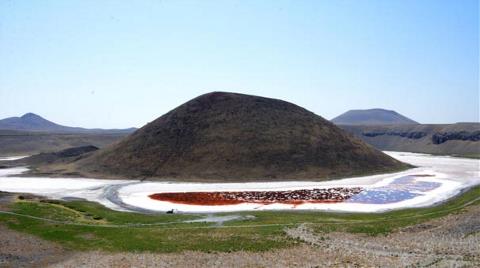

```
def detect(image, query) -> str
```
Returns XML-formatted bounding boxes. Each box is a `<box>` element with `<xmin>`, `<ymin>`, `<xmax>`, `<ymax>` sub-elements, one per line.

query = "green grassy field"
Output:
<box><xmin>452</xmin><ymin>153</ymin><xmax>480</xmax><ymax>159</ymax></box>
<box><xmin>1</xmin><ymin>185</ymin><xmax>479</xmax><ymax>253</ymax></box>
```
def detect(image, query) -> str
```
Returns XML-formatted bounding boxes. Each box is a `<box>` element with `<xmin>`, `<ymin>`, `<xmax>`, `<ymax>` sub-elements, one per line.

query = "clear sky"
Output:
<box><xmin>0</xmin><ymin>0</ymin><xmax>478</xmax><ymax>128</ymax></box>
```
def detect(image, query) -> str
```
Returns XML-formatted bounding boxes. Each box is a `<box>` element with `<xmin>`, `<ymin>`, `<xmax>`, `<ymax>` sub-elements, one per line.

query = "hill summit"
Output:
<box><xmin>0</xmin><ymin>113</ymin><xmax>67</xmax><ymax>132</ymax></box>
<box><xmin>77</xmin><ymin>92</ymin><xmax>407</xmax><ymax>181</ymax></box>
<box><xmin>332</xmin><ymin>109</ymin><xmax>418</xmax><ymax>125</ymax></box>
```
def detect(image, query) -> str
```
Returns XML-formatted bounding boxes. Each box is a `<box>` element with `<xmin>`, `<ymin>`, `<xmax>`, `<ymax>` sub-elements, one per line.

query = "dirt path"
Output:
<box><xmin>0</xmin><ymin>225</ymin><xmax>70</xmax><ymax>267</ymax></box>
<box><xmin>285</xmin><ymin>205</ymin><xmax>480</xmax><ymax>267</ymax></box>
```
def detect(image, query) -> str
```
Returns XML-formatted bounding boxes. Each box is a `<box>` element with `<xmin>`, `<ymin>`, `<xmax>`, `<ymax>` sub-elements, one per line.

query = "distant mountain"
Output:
<box><xmin>0</xmin><ymin>113</ymin><xmax>136</xmax><ymax>134</ymax></box>
<box><xmin>331</xmin><ymin>109</ymin><xmax>418</xmax><ymax>125</ymax></box>
<box><xmin>74</xmin><ymin>92</ymin><xmax>407</xmax><ymax>181</ymax></box>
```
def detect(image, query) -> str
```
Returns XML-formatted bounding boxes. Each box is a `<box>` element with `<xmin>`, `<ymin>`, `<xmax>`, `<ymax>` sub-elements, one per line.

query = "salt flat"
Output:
<box><xmin>0</xmin><ymin>152</ymin><xmax>478</xmax><ymax>213</ymax></box>
<box><xmin>0</xmin><ymin>156</ymin><xmax>28</xmax><ymax>161</ymax></box>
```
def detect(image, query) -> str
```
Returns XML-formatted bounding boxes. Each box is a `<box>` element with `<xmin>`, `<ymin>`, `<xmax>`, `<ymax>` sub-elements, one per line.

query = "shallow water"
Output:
<box><xmin>184</xmin><ymin>215</ymin><xmax>256</xmax><ymax>224</ymax></box>
<box><xmin>0</xmin><ymin>152</ymin><xmax>478</xmax><ymax>213</ymax></box>
<box><xmin>347</xmin><ymin>175</ymin><xmax>442</xmax><ymax>204</ymax></box>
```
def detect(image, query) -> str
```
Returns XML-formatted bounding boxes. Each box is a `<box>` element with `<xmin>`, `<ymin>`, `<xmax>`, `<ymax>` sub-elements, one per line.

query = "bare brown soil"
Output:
<box><xmin>0</xmin><ymin>225</ymin><xmax>69</xmax><ymax>267</ymax></box>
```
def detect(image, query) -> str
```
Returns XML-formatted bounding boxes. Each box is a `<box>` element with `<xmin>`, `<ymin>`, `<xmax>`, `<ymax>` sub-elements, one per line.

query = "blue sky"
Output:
<box><xmin>0</xmin><ymin>0</ymin><xmax>478</xmax><ymax>128</ymax></box>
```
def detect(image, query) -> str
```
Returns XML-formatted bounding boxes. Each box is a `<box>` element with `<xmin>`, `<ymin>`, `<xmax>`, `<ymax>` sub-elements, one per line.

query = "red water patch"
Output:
<box><xmin>149</xmin><ymin>187</ymin><xmax>363</xmax><ymax>206</ymax></box>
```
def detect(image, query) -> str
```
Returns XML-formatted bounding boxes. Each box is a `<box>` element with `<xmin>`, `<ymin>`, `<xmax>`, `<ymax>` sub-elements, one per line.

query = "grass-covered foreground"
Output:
<box><xmin>0</xmin><ymin>185</ymin><xmax>479</xmax><ymax>253</ymax></box>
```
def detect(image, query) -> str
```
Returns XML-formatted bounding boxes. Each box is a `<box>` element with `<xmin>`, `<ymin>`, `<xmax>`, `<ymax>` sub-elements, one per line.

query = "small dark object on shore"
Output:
<box><xmin>166</xmin><ymin>209</ymin><xmax>175</xmax><ymax>214</ymax></box>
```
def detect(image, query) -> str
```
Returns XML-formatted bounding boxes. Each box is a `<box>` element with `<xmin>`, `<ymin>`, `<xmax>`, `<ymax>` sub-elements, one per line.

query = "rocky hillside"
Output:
<box><xmin>74</xmin><ymin>92</ymin><xmax>407</xmax><ymax>181</ymax></box>
<box><xmin>15</xmin><ymin>145</ymin><xmax>99</xmax><ymax>166</ymax></box>
<box><xmin>341</xmin><ymin>123</ymin><xmax>480</xmax><ymax>157</ymax></box>
<box><xmin>0</xmin><ymin>130</ymin><xmax>128</xmax><ymax>156</ymax></box>
<box><xmin>332</xmin><ymin>109</ymin><xmax>418</xmax><ymax>125</ymax></box>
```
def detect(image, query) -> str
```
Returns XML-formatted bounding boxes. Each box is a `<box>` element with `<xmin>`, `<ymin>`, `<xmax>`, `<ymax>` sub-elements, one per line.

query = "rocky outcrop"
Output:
<box><xmin>363</xmin><ymin>131</ymin><xmax>427</xmax><ymax>139</ymax></box>
<box><xmin>339</xmin><ymin>123</ymin><xmax>480</xmax><ymax>156</ymax></box>
<box><xmin>431</xmin><ymin>131</ymin><xmax>480</xmax><ymax>144</ymax></box>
